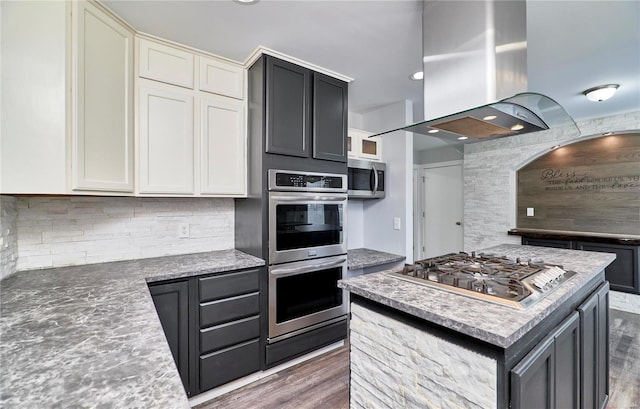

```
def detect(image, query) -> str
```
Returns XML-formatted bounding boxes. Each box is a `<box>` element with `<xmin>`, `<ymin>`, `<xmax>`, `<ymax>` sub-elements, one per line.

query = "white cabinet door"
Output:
<box><xmin>200</xmin><ymin>95</ymin><xmax>246</xmax><ymax>196</ymax></box>
<box><xmin>348</xmin><ymin>128</ymin><xmax>382</xmax><ymax>161</ymax></box>
<box><xmin>138</xmin><ymin>84</ymin><xmax>194</xmax><ymax>194</ymax></box>
<box><xmin>72</xmin><ymin>1</ymin><xmax>134</xmax><ymax>192</ymax></box>
<box><xmin>199</xmin><ymin>56</ymin><xmax>244</xmax><ymax>99</ymax></box>
<box><xmin>138</xmin><ymin>38</ymin><xmax>194</xmax><ymax>89</ymax></box>
<box><xmin>1</xmin><ymin>0</ymin><xmax>67</xmax><ymax>194</ymax></box>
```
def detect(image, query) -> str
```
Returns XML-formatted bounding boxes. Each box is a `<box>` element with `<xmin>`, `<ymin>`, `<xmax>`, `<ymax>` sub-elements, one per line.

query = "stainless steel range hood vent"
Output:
<box><xmin>371</xmin><ymin>1</ymin><xmax>580</xmax><ymax>144</ymax></box>
<box><xmin>371</xmin><ymin>92</ymin><xmax>580</xmax><ymax>144</ymax></box>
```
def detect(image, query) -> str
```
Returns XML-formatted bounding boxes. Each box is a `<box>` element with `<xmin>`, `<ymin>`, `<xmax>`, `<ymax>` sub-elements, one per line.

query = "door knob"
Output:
<box><xmin>455</xmin><ymin>221</ymin><xmax>462</xmax><ymax>226</ymax></box>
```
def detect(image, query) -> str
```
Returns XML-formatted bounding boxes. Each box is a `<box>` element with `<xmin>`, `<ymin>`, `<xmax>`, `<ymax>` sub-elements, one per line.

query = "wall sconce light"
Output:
<box><xmin>583</xmin><ymin>84</ymin><xmax>619</xmax><ymax>102</ymax></box>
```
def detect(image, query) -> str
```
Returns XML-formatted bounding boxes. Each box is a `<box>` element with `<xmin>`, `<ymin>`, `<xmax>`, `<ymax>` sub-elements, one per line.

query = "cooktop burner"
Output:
<box><xmin>386</xmin><ymin>252</ymin><xmax>577</xmax><ymax>309</ymax></box>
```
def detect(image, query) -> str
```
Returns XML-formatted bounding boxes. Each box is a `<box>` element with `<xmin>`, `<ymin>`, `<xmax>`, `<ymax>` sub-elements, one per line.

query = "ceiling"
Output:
<box><xmin>104</xmin><ymin>0</ymin><xmax>640</xmax><ymax>152</ymax></box>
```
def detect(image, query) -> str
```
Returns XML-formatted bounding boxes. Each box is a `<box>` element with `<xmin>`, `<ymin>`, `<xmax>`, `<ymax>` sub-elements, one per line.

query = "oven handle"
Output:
<box><xmin>272</xmin><ymin>195</ymin><xmax>347</xmax><ymax>202</ymax></box>
<box><xmin>270</xmin><ymin>257</ymin><xmax>347</xmax><ymax>276</ymax></box>
<box><xmin>371</xmin><ymin>164</ymin><xmax>379</xmax><ymax>194</ymax></box>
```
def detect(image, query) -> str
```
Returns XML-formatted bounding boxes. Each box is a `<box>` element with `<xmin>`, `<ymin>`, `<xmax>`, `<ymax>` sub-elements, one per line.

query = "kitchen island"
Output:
<box><xmin>338</xmin><ymin>244</ymin><xmax>616</xmax><ymax>409</ymax></box>
<box><xmin>0</xmin><ymin>250</ymin><xmax>264</xmax><ymax>408</ymax></box>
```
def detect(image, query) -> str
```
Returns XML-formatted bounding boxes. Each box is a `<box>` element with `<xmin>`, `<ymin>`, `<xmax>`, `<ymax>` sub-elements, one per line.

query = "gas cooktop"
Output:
<box><xmin>386</xmin><ymin>252</ymin><xmax>577</xmax><ymax>309</ymax></box>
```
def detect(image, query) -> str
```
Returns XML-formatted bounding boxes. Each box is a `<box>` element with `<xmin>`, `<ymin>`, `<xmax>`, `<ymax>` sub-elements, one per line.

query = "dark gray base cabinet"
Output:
<box><xmin>149</xmin><ymin>280</ymin><xmax>190</xmax><ymax>394</ymax></box>
<box><xmin>522</xmin><ymin>237</ymin><xmax>639</xmax><ymax>294</ymax></box>
<box><xmin>510</xmin><ymin>282</ymin><xmax>609</xmax><ymax>409</ymax></box>
<box><xmin>148</xmin><ymin>267</ymin><xmax>263</xmax><ymax>397</ymax></box>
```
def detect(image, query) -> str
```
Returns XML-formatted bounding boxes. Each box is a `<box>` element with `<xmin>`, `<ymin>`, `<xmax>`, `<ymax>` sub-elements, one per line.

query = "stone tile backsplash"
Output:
<box><xmin>10</xmin><ymin>196</ymin><xmax>234</xmax><ymax>271</ymax></box>
<box><xmin>1</xmin><ymin>196</ymin><xmax>18</xmax><ymax>280</ymax></box>
<box><xmin>463</xmin><ymin>110</ymin><xmax>640</xmax><ymax>251</ymax></box>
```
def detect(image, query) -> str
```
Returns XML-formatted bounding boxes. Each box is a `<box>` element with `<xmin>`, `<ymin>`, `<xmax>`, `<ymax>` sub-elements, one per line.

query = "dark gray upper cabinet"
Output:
<box><xmin>313</xmin><ymin>72</ymin><xmax>348</xmax><ymax>162</ymax></box>
<box><xmin>265</xmin><ymin>57</ymin><xmax>311</xmax><ymax>158</ymax></box>
<box><xmin>264</xmin><ymin>55</ymin><xmax>347</xmax><ymax>163</ymax></box>
<box><xmin>149</xmin><ymin>280</ymin><xmax>191</xmax><ymax>395</ymax></box>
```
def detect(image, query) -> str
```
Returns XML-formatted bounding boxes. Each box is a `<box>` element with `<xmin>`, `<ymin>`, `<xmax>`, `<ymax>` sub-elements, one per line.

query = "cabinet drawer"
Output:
<box><xmin>199</xmin><ymin>268</ymin><xmax>259</xmax><ymax>302</ymax></box>
<box><xmin>199</xmin><ymin>56</ymin><xmax>244</xmax><ymax>99</ymax></box>
<box><xmin>138</xmin><ymin>38</ymin><xmax>194</xmax><ymax>89</ymax></box>
<box><xmin>200</xmin><ymin>315</ymin><xmax>259</xmax><ymax>355</ymax></box>
<box><xmin>199</xmin><ymin>339</ymin><xmax>260</xmax><ymax>392</ymax></box>
<box><xmin>200</xmin><ymin>293</ymin><xmax>259</xmax><ymax>328</ymax></box>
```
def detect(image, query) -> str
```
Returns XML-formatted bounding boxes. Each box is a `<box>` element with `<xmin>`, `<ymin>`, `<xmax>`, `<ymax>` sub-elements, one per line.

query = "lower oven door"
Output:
<box><xmin>268</xmin><ymin>255</ymin><xmax>348</xmax><ymax>342</ymax></box>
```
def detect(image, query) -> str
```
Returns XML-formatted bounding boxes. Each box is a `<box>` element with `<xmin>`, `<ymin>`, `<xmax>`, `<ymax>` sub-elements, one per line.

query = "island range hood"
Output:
<box><xmin>373</xmin><ymin>0</ymin><xmax>579</xmax><ymax>144</ymax></box>
<box><xmin>372</xmin><ymin>92</ymin><xmax>580</xmax><ymax>144</ymax></box>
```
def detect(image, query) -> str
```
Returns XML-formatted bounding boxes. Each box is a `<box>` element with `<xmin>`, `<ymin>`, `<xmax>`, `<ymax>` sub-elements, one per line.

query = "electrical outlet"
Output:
<box><xmin>178</xmin><ymin>223</ymin><xmax>190</xmax><ymax>238</ymax></box>
<box><xmin>393</xmin><ymin>217</ymin><xmax>401</xmax><ymax>230</ymax></box>
<box><xmin>526</xmin><ymin>208</ymin><xmax>535</xmax><ymax>217</ymax></box>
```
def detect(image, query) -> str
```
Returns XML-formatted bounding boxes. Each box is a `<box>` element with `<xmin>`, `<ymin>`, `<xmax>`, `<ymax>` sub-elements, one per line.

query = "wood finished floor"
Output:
<box><xmin>608</xmin><ymin>309</ymin><xmax>640</xmax><ymax>409</ymax></box>
<box><xmin>197</xmin><ymin>309</ymin><xmax>640</xmax><ymax>409</ymax></box>
<box><xmin>195</xmin><ymin>345</ymin><xmax>349</xmax><ymax>409</ymax></box>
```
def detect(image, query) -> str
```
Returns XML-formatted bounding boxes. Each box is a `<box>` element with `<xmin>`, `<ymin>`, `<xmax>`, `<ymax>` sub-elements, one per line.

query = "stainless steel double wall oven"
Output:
<box><xmin>267</xmin><ymin>170</ymin><xmax>348</xmax><ymax>342</ymax></box>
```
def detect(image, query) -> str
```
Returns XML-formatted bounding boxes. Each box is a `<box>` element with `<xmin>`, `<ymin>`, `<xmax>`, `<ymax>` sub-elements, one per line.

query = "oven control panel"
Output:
<box><xmin>268</xmin><ymin>169</ymin><xmax>347</xmax><ymax>192</ymax></box>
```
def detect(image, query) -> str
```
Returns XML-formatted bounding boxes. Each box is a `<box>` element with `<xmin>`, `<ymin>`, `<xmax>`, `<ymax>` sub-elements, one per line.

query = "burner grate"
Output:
<box><xmin>389</xmin><ymin>252</ymin><xmax>576</xmax><ymax>309</ymax></box>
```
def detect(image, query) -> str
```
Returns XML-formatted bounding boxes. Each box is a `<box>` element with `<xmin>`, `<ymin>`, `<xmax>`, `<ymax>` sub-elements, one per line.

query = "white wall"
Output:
<box><xmin>347</xmin><ymin>200</ymin><xmax>364</xmax><ymax>249</ymax></box>
<box><xmin>351</xmin><ymin>100</ymin><xmax>414</xmax><ymax>261</ymax></box>
<box><xmin>7</xmin><ymin>196</ymin><xmax>234</xmax><ymax>271</ymax></box>
<box><xmin>463</xmin><ymin>110</ymin><xmax>640</xmax><ymax>251</ymax></box>
<box><xmin>414</xmin><ymin>145</ymin><xmax>463</xmax><ymax>165</ymax></box>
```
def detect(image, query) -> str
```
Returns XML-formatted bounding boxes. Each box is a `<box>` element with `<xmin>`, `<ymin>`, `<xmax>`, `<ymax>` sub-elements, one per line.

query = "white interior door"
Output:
<box><xmin>422</xmin><ymin>164</ymin><xmax>463</xmax><ymax>257</ymax></box>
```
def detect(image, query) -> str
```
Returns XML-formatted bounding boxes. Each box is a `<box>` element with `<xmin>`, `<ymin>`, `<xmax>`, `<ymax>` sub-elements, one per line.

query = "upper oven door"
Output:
<box><xmin>269</xmin><ymin>191</ymin><xmax>347</xmax><ymax>265</ymax></box>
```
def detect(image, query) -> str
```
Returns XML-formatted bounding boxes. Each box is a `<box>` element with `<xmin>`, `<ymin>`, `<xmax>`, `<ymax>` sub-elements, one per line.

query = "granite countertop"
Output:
<box><xmin>0</xmin><ymin>249</ymin><xmax>265</xmax><ymax>408</ymax></box>
<box><xmin>347</xmin><ymin>248</ymin><xmax>405</xmax><ymax>270</ymax></box>
<box><xmin>338</xmin><ymin>244</ymin><xmax>616</xmax><ymax>348</ymax></box>
<box><xmin>508</xmin><ymin>228</ymin><xmax>640</xmax><ymax>245</ymax></box>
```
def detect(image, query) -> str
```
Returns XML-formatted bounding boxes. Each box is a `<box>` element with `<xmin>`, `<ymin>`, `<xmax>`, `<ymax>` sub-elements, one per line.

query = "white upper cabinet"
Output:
<box><xmin>138</xmin><ymin>83</ymin><xmax>195</xmax><ymax>194</ymax></box>
<box><xmin>199</xmin><ymin>56</ymin><xmax>244</xmax><ymax>99</ymax></box>
<box><xmin>72</xmin><ymin>1</ymin><xmax>134</xmax><ymax>192</ymax></box>
<box><xmin>1</xmin><ymin>3</ymin><xmax>246</xmax><ymax>197</ymax></box>
<box><xmin>1</xmin><ymin>0</ymin><xmax>68</xmax><ymax>194</ymax></box>
<box><xmin>200</xmin><ymin>95</ymin><xmax>246</xmax><ymax>195</ymax></box>
<box><xmin>138</xmin><ymin>38</ymin><xmax>195</xmax><ymax>89</ymax></box>
<box><xmin>135</xmin><ymin>37</ymin><xmax>247</xmax><ymax>197</ymax></box>
<box><xmin>348</xmin><ymin>128</ymin><xmax>383</xmax><ymax>161</ymax></box>
<box><xmin>0</xmin><ymin>0</ymin><xmax>134</xmax><ymax>195</ymax></box>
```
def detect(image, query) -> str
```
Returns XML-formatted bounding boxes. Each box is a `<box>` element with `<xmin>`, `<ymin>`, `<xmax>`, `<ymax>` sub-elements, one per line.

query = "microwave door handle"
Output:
<box><xmin>371</xmin><ymin>164</ymin><xmax>379</xmax><ymax>194</ymax></box>
<box><xmin>270</xmin><ymin>257</ymin><xmax>347</xmax><ymax>276</ymax></box>
<box><xmin>274</xmin><ymin>195</ymin><xmax>347</xmax><ymax>202</ymax></box>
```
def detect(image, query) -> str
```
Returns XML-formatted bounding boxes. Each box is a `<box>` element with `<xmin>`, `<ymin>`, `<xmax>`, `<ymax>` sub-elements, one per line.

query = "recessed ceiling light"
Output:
<box><xmin>233</xmin><ymin>0</ymin><xmax>259</xmax><ymax>4</ymax></box>
<box><xmin>511</xmin><ymin>124</ymin><xmax>524</xmax><ymax>131</ymax></box>
<box><xmin>483</xmin><ymin>115</ymin><xmax>497</xmax><ymax>121</ymax></box>
<box><xmin>583</xmin><ymin>84</ymin><xmax>619</xmax><ymax>102</ymax></box>
<box><xmin>457</xmin><ymin>136</ymin><xmax>469</xmax><ymax>140</ymax></box>
<box><xmin>602</xmin><ymin>131</ymin><xmax>613</xmax><ymax>136</ymax></box>
<box><xmin>427</xmin><ymin>129</ymin><xmax>439</xmax><ymax>134</ymax></box>
<box><xmin>550</xmin><ymin>145</ymin><xmax>560</xmax><ymax>150</ymax></box>
<box><xmin>409</xmin><ymin>71</ymin><xmax>424</xmax><ymax>81</ymax></box>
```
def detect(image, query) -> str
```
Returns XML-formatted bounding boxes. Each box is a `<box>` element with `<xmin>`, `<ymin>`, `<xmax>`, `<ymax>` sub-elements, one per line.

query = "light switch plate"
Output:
<box><xmin>393</xmin><ymin>217</ymin><xmax>401</xmax><ymax>230</ymax></box>
<box><xmin>526</xmin><ymin>208</ymin><xmax>535</xmax><ymax>217</ymax></box>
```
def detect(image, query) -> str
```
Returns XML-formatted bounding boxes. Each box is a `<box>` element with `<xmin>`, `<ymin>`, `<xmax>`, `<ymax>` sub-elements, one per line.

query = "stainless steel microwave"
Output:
<box><xmin>348</xmin><ymin>158</ymin><xmax>386</xmax><ymax>199</ymax></box>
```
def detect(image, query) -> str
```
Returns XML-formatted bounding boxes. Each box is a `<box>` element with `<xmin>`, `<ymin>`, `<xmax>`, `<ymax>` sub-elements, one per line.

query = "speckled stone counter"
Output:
<box><xmin>0</xmin><ymin>249</ymin><xmax>264</xmax><ymax>408</ymax></box>
<box><xmin>339</xmin><ymin>244</ymin><xmax>615</xmax><ymax>348</ymax></box>
<box><xmin>347</xmin><ymin>248</ymin><xmax>405</xmax><ymax>270</ymax></box>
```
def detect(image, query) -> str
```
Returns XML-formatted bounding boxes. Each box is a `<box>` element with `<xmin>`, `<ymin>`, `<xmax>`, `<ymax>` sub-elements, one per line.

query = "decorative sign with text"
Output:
<box><xmin>517</xmin><ymin>133</ymin><xmax>640</xmax><ymax>236</ymax></box>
